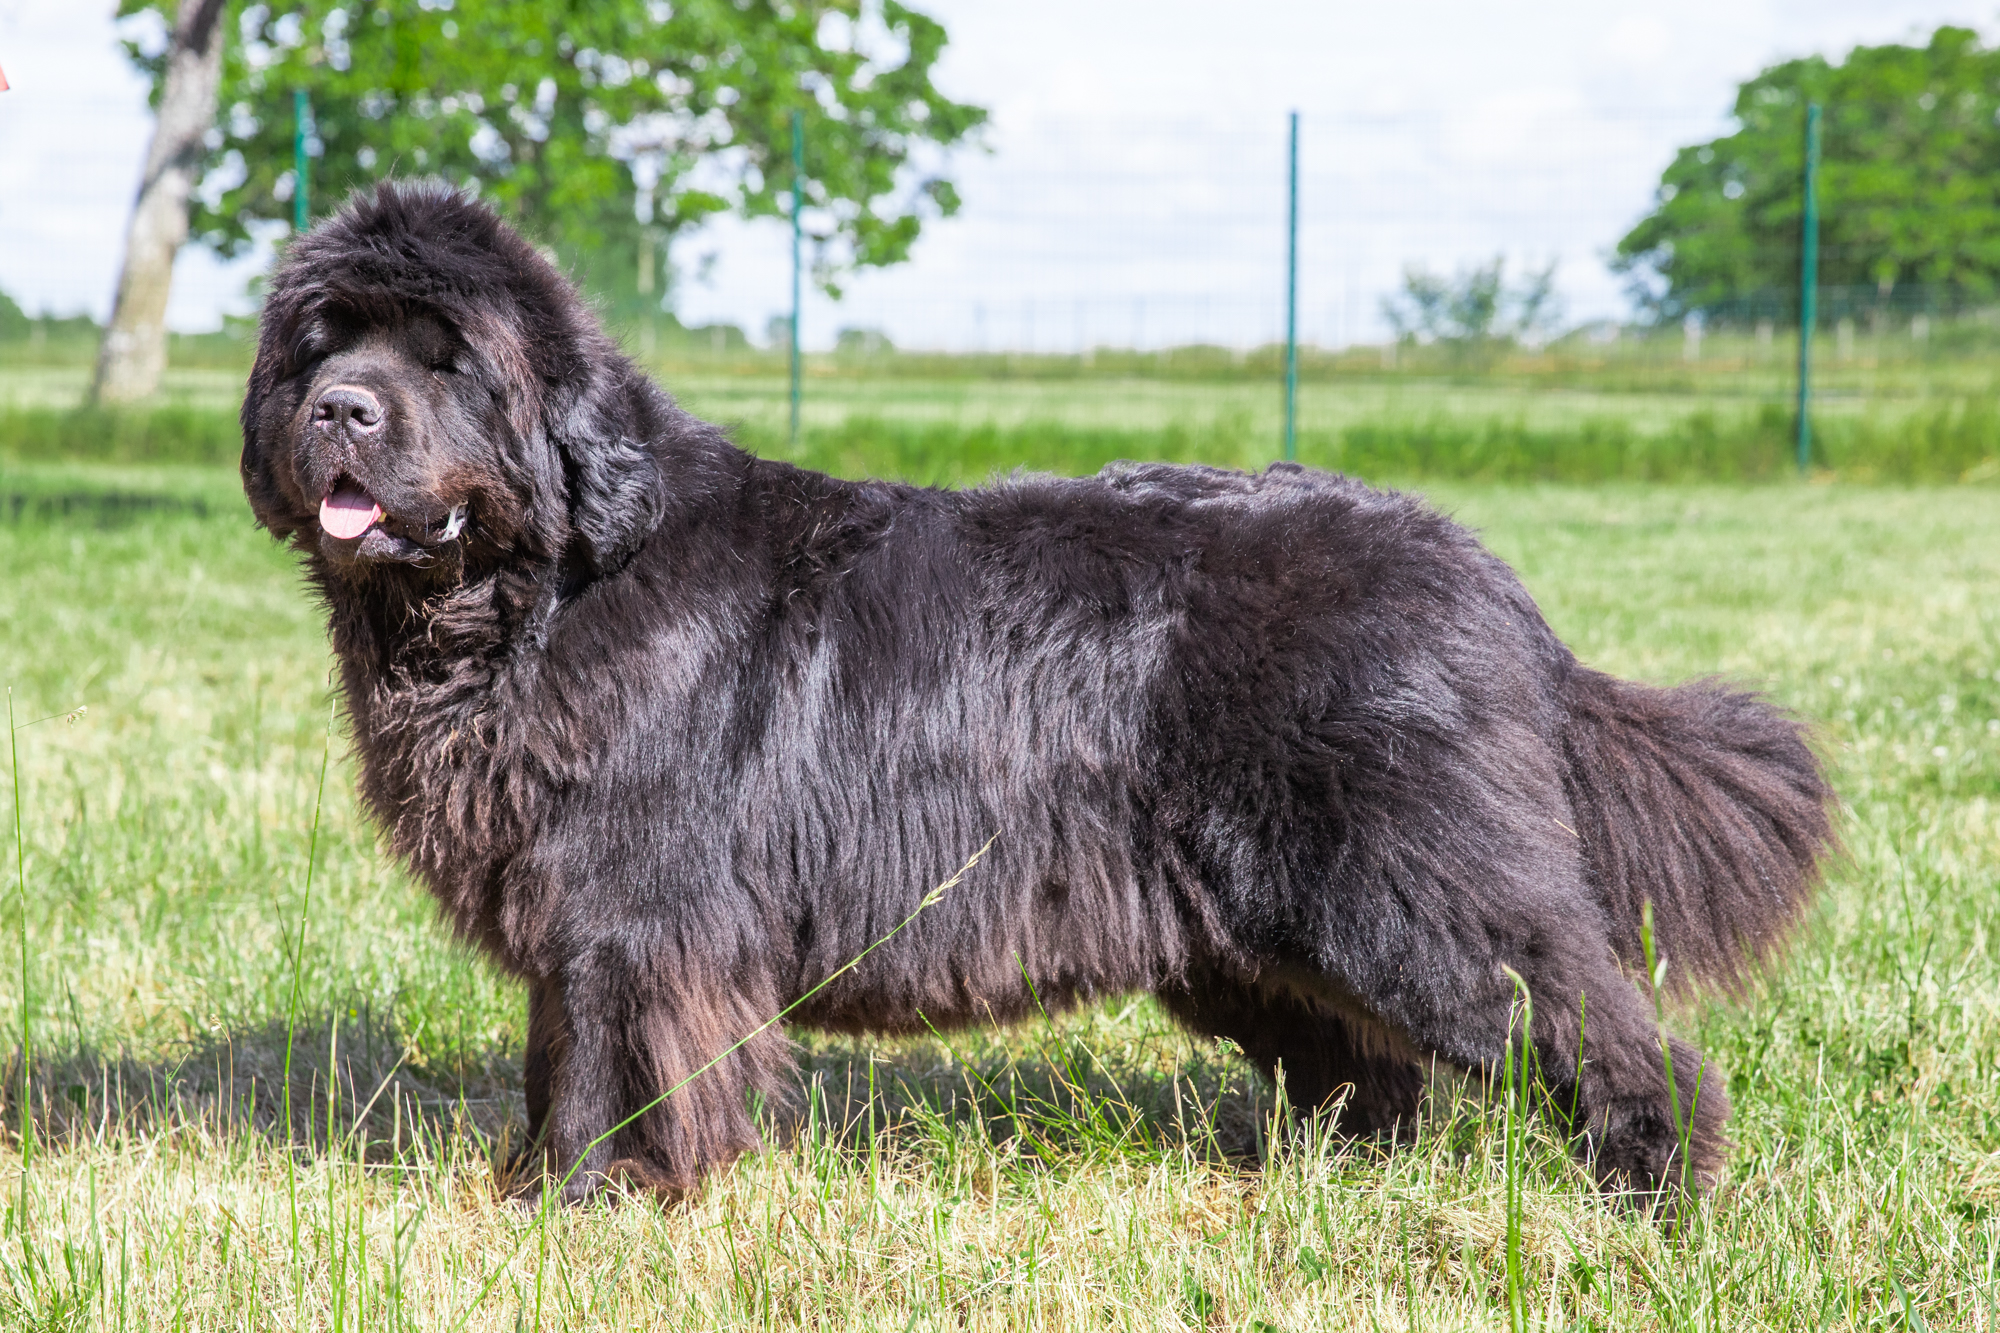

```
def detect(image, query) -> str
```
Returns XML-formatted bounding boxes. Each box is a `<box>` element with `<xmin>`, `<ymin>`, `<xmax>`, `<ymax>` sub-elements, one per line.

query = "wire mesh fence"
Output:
<box><xmin>4</xmin><ymin>109</ymin><xmax>1999</xmax><ymax>482</ymax></box>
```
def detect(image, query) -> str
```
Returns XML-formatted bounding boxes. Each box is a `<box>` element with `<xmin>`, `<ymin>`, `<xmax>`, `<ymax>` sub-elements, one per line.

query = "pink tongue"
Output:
<box><xmin>320</xmin><ymin>485</ymin><xmax>384</xmax><ymax>540</ymax></box>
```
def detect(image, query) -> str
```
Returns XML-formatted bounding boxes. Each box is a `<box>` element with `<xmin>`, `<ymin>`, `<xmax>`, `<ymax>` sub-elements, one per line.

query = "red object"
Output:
<box><xmin>0</xmin><ymin>64</ymin><xmax>11</xmax><ymax>92</ymax></box>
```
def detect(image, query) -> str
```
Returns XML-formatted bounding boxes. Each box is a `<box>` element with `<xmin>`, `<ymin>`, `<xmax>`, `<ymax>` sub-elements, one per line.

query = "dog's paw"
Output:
<box><xmin>604</xmin><ymin>1156</ymin><xmax>696</xmax><ymax>1208</ymax></box>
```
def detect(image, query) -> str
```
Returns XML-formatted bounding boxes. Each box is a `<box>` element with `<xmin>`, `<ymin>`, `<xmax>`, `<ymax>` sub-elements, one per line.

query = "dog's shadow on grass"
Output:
<box><xmin>783</xmin><ymin>1030</ymin><xmax>1279</xmax><ymax>1168</ymax></box>
<box><xmin>5</xmin><ymin>1009</ymin><xmax>521</xmax><ymax>1161</ymax></box>
<box><xmin>4</xmin><ymin>1009</ymin><xmax>1282</xmax><ymax>1172</ymax></box>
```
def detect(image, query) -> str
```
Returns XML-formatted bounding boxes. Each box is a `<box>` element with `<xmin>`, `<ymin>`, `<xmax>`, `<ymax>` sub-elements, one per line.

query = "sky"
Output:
<box><xmin>0</xmin><ymin>0</ymin><xmax>1993</xmax><ymax>350</ymax></box>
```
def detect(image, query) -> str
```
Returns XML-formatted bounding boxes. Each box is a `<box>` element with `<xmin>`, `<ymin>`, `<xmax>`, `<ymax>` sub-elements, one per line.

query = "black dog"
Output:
<box><xmin>241</xmin><ymin>183</ymin><xmax>1835</xmax><ymax>1205</ymax></box>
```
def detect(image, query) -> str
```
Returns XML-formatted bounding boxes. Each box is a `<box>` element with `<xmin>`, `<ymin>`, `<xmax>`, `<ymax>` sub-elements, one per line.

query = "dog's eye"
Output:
<box><xmin>289</xmin><ymin>336</ymin><xmax>325</xmax><ymax>378</ymax></box>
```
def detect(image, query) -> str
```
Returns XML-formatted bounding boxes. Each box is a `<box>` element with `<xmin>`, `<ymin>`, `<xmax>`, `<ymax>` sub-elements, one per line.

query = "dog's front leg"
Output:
<box><xmin>538</xmin><ymin>948</ymin><xmax>629</xmax><ymax>1202</ymax></box>
<box><xmin>525</xmin><ymin>940</ymin><xmax>788</xmax><ymax>1205</ymax></box>
<box><xmin>519</xmin><ymin>978</ymin><xmax>564</xmax><ymax>1158</ymax></box>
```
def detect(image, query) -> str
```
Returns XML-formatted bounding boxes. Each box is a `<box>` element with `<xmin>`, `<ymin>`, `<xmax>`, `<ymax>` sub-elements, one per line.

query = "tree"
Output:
<box><xmin>1379</xmin><ymin>256</ymin><xmax>1560</xmax><ymax>348</ymax></box>
<box><xmin>116</xmin><ymin>0</ymin><xmax>984</xmax><ymax>332</ymax></box>
<box><xmin>94</xmin><ymin>0</ymin><xmax>227</xmax><ymax>404</ymax></box>
<box><xmin>0</xmin><ymin>289</ymin><xmax>29</xmax><ymax>342</ymax></box>
<box><xmin>1615</xmin><ymin>25</ymin><xmax>2000</xmax><ymax>320</ymax></box>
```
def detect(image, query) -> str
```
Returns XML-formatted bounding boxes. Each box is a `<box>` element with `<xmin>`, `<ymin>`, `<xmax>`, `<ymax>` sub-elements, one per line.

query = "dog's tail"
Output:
<box><xmin>1557</xmin><ymin>667</ymin><xmax>1837</xmax><ymax>994</ymax></box>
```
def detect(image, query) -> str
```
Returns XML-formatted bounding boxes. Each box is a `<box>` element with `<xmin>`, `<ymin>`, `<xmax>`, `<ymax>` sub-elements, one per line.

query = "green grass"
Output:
<box><xmin>8</xmin><ymin>325</ymin><xmax>2000</xmax><ymax>480</ymax></box>
<box><xmin>5</xmin><ymin>382</ymin><xmax>1998</xmax><ymax>481</ymax></box>
<box><xmin>0</xmin><ymin>452</ymin><xmax>1995</xmax><ymax>1328</ymax></box>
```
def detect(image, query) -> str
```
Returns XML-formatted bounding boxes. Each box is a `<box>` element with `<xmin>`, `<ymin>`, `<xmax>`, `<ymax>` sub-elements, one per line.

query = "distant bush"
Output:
<box><xmin>835</xmin><ymin>327</ymin><xmax>895</xmax><ymax>357</ymax></box>
<box><xmin>0</xmin><ymin>289</ymin><xmax>29</xmax><ymax>341</ymax></box>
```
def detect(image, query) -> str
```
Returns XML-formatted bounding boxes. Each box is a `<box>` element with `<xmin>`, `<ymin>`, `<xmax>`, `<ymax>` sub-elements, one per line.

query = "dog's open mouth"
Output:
<box><xmin>320</xmin><ymin>477</ymin><xmax>384</xmax><ymax>540</ymax></box>
<box><xmin>316</xmin><ymin>475</ymin><xmax>469</xmax><ymax>565</ymax></box>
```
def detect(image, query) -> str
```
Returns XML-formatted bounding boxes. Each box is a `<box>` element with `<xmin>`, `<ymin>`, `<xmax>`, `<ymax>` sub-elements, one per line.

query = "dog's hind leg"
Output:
<box><xmin>1157</xmin><ymin>980</ymin><xmax>1425</xmax><ymax>1140</ymax></box>
<box><xmin>1300</xmin><ymin>892</ymin><xmax>1731</xmax><ymax>1208</ymax></box>
<box><xmin>1527</xmin><ymin>957</ymin><xmax>1733</xmax><ymax>1210</ymax></box>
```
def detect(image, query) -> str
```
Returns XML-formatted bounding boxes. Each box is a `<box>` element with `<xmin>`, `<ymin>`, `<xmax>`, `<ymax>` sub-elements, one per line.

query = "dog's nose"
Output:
<box><xmin>313</xmin><ymin>385</ymin><xmax>384</xmax><ymax>433</ymax></box>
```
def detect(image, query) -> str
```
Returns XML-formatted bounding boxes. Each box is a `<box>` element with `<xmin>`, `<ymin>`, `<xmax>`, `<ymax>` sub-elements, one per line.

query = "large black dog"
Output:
<box><xmin>242</xmin><ymin>183</ymin><xmax>1835</xmax><ymax>1206</ymax></box>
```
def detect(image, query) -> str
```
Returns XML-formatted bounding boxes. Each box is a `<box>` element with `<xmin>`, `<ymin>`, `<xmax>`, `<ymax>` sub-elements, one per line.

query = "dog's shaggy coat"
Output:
<box><xmin>241</xmin><ymin>183</ymin><xmax>1837</xmax><ymax>1205</ymax></box>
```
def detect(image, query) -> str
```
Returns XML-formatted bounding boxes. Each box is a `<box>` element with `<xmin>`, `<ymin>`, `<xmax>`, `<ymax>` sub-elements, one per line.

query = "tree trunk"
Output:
<box><xmin>91</xmin><ymin>0</ymin><xmax>227</xmax><ymax>406</ymax></box>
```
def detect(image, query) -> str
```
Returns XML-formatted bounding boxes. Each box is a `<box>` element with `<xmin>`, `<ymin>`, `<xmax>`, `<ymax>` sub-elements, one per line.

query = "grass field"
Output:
<box><xmin>0</xmin><ymin>449</ymin><xmax>1995</xmax><ymax>1329</ymax></box>
<box><xmin>7</xmin><ymin>325</ymin><xmax>2000</xmax><ymax>481</ymax></box>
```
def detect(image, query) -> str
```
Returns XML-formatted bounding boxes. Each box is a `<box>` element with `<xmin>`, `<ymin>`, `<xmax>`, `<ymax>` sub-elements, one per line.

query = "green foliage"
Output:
<box><xmin>1617</xmin><ymin>25</ymin><xmax>2000</xmax><ymax>319</ymax></box>
<box><xmin>115</xmin><ymin>0</ymin><xmax>985</xmax><ymax>306</ymax></box>
<box><xmin>1380</xmin><ymin>257</ymin><xmax>1559</xmax><ymax>349</ymax></box>
<box><xmin>834</xmin><ymin>325</ymin><xmax>894</xmax><ymax>357</ymax></box>
<box><xmin>0</xmin><ymin>290</ymin><xmax>28</xmax><ymax>342</ymax></box>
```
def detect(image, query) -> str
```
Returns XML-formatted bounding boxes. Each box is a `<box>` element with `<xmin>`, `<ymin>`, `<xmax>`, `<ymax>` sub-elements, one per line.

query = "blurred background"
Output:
<box><xmin>2</xmin><ymin>0</ymin><xmax>1998</xmax><ymax>484</ymax></box>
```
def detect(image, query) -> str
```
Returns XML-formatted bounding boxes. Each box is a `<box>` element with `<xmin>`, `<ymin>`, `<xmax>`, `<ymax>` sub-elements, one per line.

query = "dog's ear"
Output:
<box><xmin>238</xmin><ymin>352</ymin><xmax>278</xmax><ymax>517</ymax></box>
<box><xmin>547</xmin><ymin>372</ymin><xmax>665</xmax><ymax>575</ymax></box>
<box><xmin>471</xmin><ymin>301</ymin><xmax>661</xmax><ymax>573</ymax></box>
<box><xmin>239</xmin><ymin>287</ymin><xmax>310</xmax><ymax>539</ymax></box>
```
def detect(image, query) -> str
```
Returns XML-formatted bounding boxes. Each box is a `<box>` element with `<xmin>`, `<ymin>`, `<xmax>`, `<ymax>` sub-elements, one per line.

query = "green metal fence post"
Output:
<box><xmin>1284</xmin><ymin>110</ymin><xmax>1299</xmax><ymax>463</ymax></box>
<box><xmin>790</xmin><ymin>109</ymin><xmax>804</xmax><ymax>452</ymax></box>
<box><xmin>293</xmin><ymin>89</ymin><xmax>312</xmax><ymax>234</ymax></box>
<box><xmin>1795</xmin><ymin>102</ymin><xmax>1821</xmax><ymax>475</ymax></box>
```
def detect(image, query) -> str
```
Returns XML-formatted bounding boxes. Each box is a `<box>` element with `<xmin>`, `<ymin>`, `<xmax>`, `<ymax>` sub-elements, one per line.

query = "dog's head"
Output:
<box><xmin>241</xmin><ymin>181</ymin><xmax>662</xmax><ymax>584</ymax></box>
